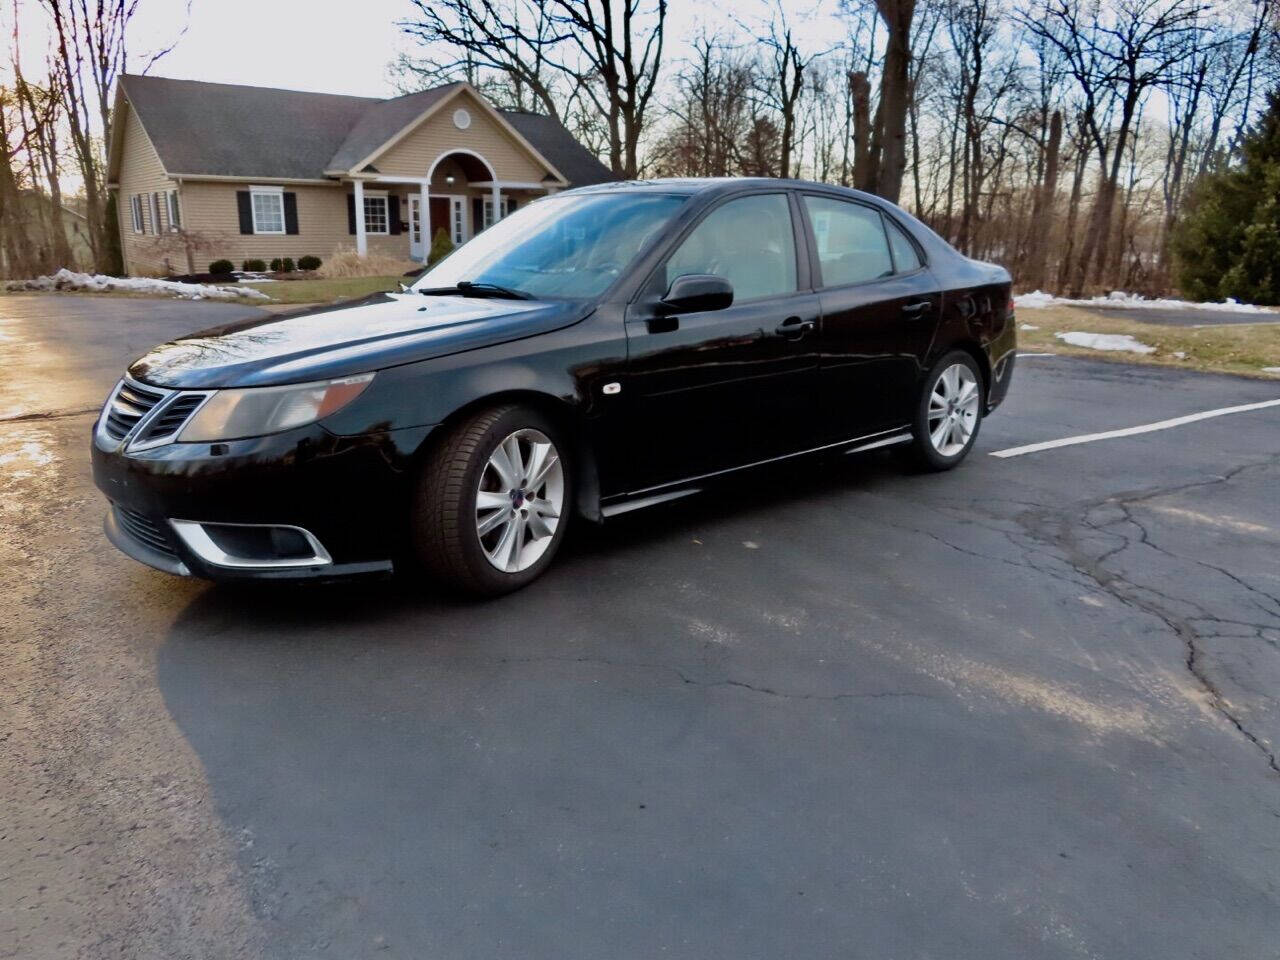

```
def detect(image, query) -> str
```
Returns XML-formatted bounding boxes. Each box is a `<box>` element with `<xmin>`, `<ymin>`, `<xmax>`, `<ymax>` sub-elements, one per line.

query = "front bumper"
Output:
<box><xmin>92</xmin><ymin>419</ymin><xmax>433</xmax><ymax>581</ymax></box>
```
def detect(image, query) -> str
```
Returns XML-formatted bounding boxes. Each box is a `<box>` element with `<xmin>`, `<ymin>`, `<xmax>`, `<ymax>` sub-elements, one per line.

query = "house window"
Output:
<box><xmin>482</xmin><ymin>196</ymin><xmax>510</xmax><ymax>230</ymax></box>
<box><xmin>166</xmin><ymin>190</ymin><xmax>181</xmax><ymax>231</ymax></box>
<box><xmin>250</xmin><ymin>186</ymin><xmax>285</xmax><ymax>234</ymax></box>
<box><xmin>363</xmin><ymin>194</ymin><xmax>389</xmax><ymax>235</ymax></box>
<box><xmin>130</xmin><ymin>195</ymin><xmax>144</xmax><ymax>233</ymax></box>
<box><xmin>151</xmin><ymin>192</ymin><xmax>163</xmax><ymax>234</ymax></box>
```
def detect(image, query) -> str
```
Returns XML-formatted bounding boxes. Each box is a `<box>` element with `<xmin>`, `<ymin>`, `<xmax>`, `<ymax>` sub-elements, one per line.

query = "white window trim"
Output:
<box><xmin>482</xmin><ymin>196</ymin><xmax>510</xmax><ymax>230</ymax></box>
<box><xmin>130</xmin><ymin>195</ymin><xmax>144</xmax><ymax>233</ymax></box>
<box><xmin>249</xmin><ymin>185</ymin><xmax>286</xmax><ymax>235</ymax></box>
<box><xmin>363</xmin><ymin>190</ymin><xmax>390</xmax><ymax>236</ymax></box>
<box><xmin>166</xmin><ymin>190</ymin><xmax>181</xmax><ymax>232</ymax></box>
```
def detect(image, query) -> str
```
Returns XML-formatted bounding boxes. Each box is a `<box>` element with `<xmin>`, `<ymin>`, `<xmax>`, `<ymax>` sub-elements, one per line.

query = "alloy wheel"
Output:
<box><xmin>927</xmin><ymin>362</ymin><xmax>980</xmax><ymax>457</ymax></box>
<box><xmin>475</xmin><ymin>428</ymin><xmax>565</xmax><ymax>573</ymax></box>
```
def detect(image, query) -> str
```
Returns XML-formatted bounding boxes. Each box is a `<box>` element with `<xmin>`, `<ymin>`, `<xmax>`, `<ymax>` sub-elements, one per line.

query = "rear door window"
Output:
<box><xmin>802</xmin><ymin>195</ymin><xmax>894</xmax><ymax>287</ymax></box>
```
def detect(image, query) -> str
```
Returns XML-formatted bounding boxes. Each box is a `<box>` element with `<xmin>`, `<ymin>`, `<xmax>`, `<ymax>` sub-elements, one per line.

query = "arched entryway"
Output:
<box><xmin>408</xmin><ymin>150</ymin><xmax>500</xmax><ymax>260</ymax></box>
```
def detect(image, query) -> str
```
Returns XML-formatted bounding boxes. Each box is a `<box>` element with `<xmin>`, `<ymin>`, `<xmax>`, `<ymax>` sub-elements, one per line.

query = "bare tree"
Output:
<box><xmin>1023</xmin><ymin>0</ymin><xmax>1202</xmax><ymax>294</ymax></box>
<box><xmin>401</xmin><ymin>0</ymin><xmax>666</xmax><ymax>178</ymax></box>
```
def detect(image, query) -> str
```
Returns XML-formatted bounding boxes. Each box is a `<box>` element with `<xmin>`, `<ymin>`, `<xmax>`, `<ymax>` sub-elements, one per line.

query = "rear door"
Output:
<box><xmin>623</xmin><ymin>191</ymin><xmax>821</xmax><ymax>490</ymax></box>
<box><xmin>799</xmin><ymin>194</ymin><xmax>942</xmax><ymax>441</ymax></box>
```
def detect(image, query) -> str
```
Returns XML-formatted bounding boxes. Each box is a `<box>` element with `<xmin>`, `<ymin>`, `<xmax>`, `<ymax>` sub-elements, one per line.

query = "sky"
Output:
<box><xmin>14</xmin><ymin>0</ymin><xmax>842</xmax><ymax>101</ymax></box>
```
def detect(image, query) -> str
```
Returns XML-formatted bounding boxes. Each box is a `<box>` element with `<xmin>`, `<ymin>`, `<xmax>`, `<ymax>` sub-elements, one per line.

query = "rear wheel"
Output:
<box><xmin>905</xmin><ymin>351</ymin><xmax>984</xmax><ymax>471</ymax></box>
<box><xmin>412</xmin><ymin>404</ymin><xmax>571</xmax><ymax>596</ymax></box>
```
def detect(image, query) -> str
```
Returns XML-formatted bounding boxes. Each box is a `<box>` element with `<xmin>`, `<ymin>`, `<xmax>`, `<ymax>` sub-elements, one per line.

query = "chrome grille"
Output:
<box><xmin>103</xmin><ymin>380</ymin><xmax>166</xmax><ymax>441</ymax></box>
<box><xmin>114</xmin><ymin>504</ymin><xmax>178</xmax><ymax>558</ymax></box>
<box><xmin>134</xmin><ymin>393</ymin><xmax>206</xmax><ymax>445</ymax></box>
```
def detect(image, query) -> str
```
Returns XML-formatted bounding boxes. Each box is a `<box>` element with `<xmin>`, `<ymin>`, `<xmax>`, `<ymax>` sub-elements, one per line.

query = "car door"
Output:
<box><xmin>799</xmin><ymin>194</ymin><xmax>942</xmax><ymax>441</ymax></box>
<box><xmin>622</xmin><ymin>191</ymin><xmax>821</xmax><ymax>490</ymax></box>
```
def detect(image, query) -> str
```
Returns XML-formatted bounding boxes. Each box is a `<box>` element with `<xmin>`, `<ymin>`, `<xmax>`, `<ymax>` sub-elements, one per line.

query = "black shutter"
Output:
<box><xmin>347</xmin><ymin>194</ymin><xmax>356</xmax><ymax>234</ymax></box>
<box><xmin>236</xmin><ymin>191</ymin><xmax>253</xmax><ymax>234</ymax></box>
<box><xmin>283</xmin><ymin>192</ymin><xmax>299</xmax><ymax>234</ymax></box>
<box><xmin>388</xmin><ymin>195</ymin><xmax>401</xmax><ymax>235</ymax></box>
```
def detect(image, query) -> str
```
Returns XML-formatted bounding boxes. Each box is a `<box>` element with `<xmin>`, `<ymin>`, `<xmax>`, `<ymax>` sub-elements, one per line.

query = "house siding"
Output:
<box><xmin>177</xmin><ymin>182</ymin><xmax>409</xmax><ymax>270</ymax></box>
<box><xmin>115</xmin><ymin>103</ymin><xmax>179</xmax><ymax>276</ymax></box>
<box><xmin>373</xmin><ymin>89</ymin><xmax>552</xmax><ymax>182</ymax></box>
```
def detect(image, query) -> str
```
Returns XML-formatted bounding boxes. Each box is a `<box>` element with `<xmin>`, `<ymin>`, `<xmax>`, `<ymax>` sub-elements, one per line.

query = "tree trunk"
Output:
<box><xmin>848</xmin><ymin>71</ymin><xmax>874</xmax><ymax>191</ymax></box>
<box><xmin>1024</xmin><ymin>109</ymin><xmax>1061</xmax><ymax>290</ymax></box>
<box><xmin>873</xmin><ymin>0</ymin><xmax>916</xmax><ymax>203</ymax></box>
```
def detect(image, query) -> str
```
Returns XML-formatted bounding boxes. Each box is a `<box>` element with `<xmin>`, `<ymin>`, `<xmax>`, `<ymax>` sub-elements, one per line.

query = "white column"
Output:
<box><xmin>490</xmin><ymin>182</ymin><xmax>500</xmax><ymax>229</ymax></box>
<box><xmin>353</xmin><ymin>179</ymin><xmax>367</xmax><ymax>256</ymax></box>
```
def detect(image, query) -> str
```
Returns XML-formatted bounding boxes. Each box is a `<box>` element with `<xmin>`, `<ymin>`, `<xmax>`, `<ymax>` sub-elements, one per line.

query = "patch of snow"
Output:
<box><xmin>1055</xmin><ymin>331</ymin><xmax>1157</xmax><ymax>354</ymax></box>
<box><xmin>1262</xmin><ymin>367</ymin><xmax>1280</xmax><ymax>375</ymax></box>
<box><xmin>1019</xmin><ymin>323</ymin><xmax>1039</xmax><ymax>330</ymax></box>
<box><xmin>1172</xmin><ymin>351</ymin><xmax>1187</xmax><ymax>359</ymax></box>
<box><xmin>1015</xmin><ymin>289</ymin><xmax>1274</xmax><ymax>314</ymax></box>
<box><xmin>4</xmin><ymin>268</ymin><xmax>269</xmax><ymax>302</ymax></box>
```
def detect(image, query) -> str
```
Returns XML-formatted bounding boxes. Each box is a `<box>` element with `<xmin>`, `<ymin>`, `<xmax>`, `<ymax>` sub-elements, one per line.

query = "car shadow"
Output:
<box><xmin>153</xmin><ymin>447</ymin><xmax>955</xmax><ymax>959</ymax></box>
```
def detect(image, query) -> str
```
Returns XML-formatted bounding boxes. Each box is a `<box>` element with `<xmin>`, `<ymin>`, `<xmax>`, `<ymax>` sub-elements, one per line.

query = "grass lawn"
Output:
<box><xmin>242</xmin><ymin>275</ymin><xmax>407</xmax><ymax>305</ymax></box>
<box><xmin>1016</xmin><ymin>305</ymin><xmax>1280</xmax><ymax>379</ymax></box>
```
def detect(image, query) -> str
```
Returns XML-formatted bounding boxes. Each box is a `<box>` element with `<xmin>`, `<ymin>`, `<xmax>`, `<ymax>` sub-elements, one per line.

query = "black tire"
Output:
<box><xmin>904</xmin><ymin>350</ymin><xmax>985</xmax><ymax>471</ymax></box>
<box><xmin>412</xmin><ymin>404</ymin><xmax>572</xmax><ymax>597</ymax></box>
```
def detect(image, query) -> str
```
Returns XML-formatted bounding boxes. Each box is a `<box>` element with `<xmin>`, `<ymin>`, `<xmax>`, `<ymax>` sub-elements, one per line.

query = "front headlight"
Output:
<box><xmin>178</xmin><ymin>373</ymin><xmax>375</xmax><ymax>442</ymax></box>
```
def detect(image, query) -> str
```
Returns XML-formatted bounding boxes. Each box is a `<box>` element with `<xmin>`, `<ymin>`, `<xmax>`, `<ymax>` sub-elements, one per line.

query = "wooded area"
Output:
<box><xmin>4</xmin><ymin>0</ymin><xmax>1279</xmax><ymax>298</ymax></box>
<box><xmin>400</xmin><ymin>0</ymin><xmax>1280</xmax><ymax>297</ymax></box>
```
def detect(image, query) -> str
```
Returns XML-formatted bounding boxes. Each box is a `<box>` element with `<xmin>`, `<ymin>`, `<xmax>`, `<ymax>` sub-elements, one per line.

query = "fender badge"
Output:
<box><xmin>602</xmin><ymin>382</ymin><xmax>622</xmax><ymax>396</ymax></box>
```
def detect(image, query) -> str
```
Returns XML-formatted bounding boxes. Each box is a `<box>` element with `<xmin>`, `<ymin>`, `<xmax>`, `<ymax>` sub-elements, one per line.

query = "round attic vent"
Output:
<box><xmin>453</xmin><ymin>108</ymin><xmax>472</xmax><ymax>130</ymax></box>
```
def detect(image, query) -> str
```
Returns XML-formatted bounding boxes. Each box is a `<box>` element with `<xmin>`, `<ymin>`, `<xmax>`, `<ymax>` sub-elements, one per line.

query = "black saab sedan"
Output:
<box><xmin>92</xmin><ymin>178</ymin><xmax>1015</xmax><ymax>595</ymax></box>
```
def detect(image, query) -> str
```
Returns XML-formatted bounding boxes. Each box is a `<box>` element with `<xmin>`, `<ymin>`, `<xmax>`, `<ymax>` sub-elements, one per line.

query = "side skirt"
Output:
<box><xmin>598</xmin><ymin>426</ymin><xmax>912</xmax><ymax>518</ymax></box>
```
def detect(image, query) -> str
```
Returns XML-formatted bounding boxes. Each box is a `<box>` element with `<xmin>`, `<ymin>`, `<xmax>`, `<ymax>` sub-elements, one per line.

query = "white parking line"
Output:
<box><xmin>990</xmin><ymin>397</ymin><xmax>1280</xmax><ymax>458</ymax></box>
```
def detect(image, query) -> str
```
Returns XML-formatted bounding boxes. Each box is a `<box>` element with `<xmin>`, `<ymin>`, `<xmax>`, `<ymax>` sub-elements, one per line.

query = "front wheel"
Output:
<box><xmin>904</xmin><ymin>351</ymin><xmax>984</xmax><ymax>471</ymax></box>
<box><xmin>412</xmin><ymin>404</ymin><xmax>571</xmax><ymax>596</ymax></box>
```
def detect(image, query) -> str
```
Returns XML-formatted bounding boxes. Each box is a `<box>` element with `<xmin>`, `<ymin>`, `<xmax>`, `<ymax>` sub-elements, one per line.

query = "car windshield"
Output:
<box><xmin>412</xmin><ymin>191</ymin><xmax>688</xmax><ymax>300</ymax></box>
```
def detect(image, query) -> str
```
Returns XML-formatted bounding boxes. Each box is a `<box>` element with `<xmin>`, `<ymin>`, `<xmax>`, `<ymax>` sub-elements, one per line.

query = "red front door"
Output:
<box><xmin>427</xmin><ymin>197</ymin><xmax>449</xmax><ymax>245</ymax></box>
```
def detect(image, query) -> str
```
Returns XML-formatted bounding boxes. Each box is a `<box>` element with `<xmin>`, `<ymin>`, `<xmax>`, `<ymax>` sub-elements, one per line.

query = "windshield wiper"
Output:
<box><xmin>417</xmin><ymin>281</ymin><xmax>532</xmax><ymax>300</ymax></box>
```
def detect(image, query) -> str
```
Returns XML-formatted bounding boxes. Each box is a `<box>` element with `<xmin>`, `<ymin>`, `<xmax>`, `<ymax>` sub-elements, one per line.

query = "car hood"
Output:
<box><xmin>128</xmin><ymin>292</ymin><xmax>588</xmax><ymax>389</ymax></box>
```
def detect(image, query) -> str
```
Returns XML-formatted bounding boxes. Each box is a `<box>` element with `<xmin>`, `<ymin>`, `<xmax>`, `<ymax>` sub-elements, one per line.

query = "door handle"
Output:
<box><xmin>901</xmin><ymin>300</ymin><xmax>932</xmax><ymax>317</ymax></box>
<box><xmin>775</xmin><ymin>316</ymin><xmax>815</xmax><ymax>340</ymax></box>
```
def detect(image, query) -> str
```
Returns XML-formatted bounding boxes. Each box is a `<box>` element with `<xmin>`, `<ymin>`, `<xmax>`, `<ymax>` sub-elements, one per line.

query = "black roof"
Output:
<box><xmin>115</xmin><ymin>75</ymin><xmax>614</xmax><ymax>187</ymax></box>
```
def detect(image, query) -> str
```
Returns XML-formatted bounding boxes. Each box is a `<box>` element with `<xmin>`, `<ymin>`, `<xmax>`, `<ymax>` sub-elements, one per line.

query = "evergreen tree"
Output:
<box><xmin>1173</xmin><ymin>89</ymin><xmax>1280</xmax><ymax>304</ymax></box>
<box><xmin>427</xmin><ymin>227</ymin><xmax>454</xmax><ymax>266</ymax></box>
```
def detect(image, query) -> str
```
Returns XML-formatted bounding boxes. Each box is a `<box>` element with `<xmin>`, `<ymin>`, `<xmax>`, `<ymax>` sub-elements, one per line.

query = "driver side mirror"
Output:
<box><xmin>658</xmin><ymin>274</ymin><xmax>734</xmax><ymax>315</ymax></box>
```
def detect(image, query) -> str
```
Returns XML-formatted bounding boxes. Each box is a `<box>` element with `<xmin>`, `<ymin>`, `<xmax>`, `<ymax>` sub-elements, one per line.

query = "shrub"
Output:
<box><xmin>208</xmin><ymin>259</ymin><xmax>234</xmax><ymax>274</ymax></box>
<box><xmin>269</xmin><ymin>257</ymin><xmax>283</xmax><ymax>272</ymax></box>
<box><xmin>316</xmin><ymin>247</ymin><xmax>420</xmax><ymax>278</ymax></box>
<box><xmin>242</xmin><ymin>258</ymin><xmax>267</xmax><ymax>272</ymax></box>
<box><xmin>281</xmin><ymin>257</ymin><xmax>295</xmax><ymax>273</ymax></box>
<box><xmin>428</xmin><ymin>227</ymin><xmax>455</xmax><ymax>265</ymax></box>
<box><xmin>297</xmin><ymin>255</ymin><xmax>322</xmax><ymax>271</ymax></box>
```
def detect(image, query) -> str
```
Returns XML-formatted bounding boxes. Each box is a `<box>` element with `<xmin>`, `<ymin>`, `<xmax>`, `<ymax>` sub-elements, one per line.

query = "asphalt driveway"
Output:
<box><xmin>2</xmin><ymin>293</ymin><xmax>1278</xmax><ymax>960</ymax></box>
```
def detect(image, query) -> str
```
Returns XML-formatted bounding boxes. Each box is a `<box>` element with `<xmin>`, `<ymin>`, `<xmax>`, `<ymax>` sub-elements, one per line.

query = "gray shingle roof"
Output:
<box><xmin>117</xmin><ymin>74</ymin><xmax>614</xmax><ymax>187</ymax></box>
<box><xmin>325</xmin><ymin>84</ymin><xmax>461</xmax><ymax>173</ymax></box>
<box><xmin>498</xmin><ymin>110</ymin><xmax>614</xmax><ymax>186</ymax></box>
<box><xmin>118</xmin><ymin>75</ymin><xmax>376</xmax><ymax>180</ymax></box>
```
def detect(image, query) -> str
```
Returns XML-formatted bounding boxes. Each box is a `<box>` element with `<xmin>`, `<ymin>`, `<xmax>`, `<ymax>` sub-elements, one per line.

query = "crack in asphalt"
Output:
<box><xmin>457</xmin><ymin>653</ymin><xmax>931</xmax><ymax>703</ymax></box>
<box><xmin>1013</xmin><ymin>457</ymin><xmax>1280</xmax><ymax>777</ymax></box>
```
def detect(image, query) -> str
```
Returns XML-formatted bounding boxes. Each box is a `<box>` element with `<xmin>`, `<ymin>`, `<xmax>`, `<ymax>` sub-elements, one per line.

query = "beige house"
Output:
<box><xmin>107</xmin><ymin>75</ymin><xmax>613</xmax><ymax>276</ymax></box>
